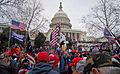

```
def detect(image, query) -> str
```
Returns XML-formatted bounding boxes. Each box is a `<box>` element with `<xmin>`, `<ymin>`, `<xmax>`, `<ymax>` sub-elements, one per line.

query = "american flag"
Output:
<box><xmin>50</xmin><ymin>24</ymin><xmax>60</xmax><ymax>46</ymax></box>
<box><xmin>104</xmin><ymin>27</ymin><xmax>115</xmax><ymax>43</ymax></box>
<box><xmin>10</xmin><ymin>20</ymin><xmax>27</xmax><ymax>31</ymax></box>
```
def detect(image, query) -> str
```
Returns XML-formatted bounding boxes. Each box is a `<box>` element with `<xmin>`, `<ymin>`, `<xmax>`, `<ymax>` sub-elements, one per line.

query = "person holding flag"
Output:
<box><xmin>104</xmin><ymin>26</ymin><xmax>120</xmax><ymax>48</ymax></box>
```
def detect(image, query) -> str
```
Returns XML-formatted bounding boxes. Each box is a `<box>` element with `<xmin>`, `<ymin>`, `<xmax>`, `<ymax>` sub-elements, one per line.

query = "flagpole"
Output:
<box><xmin>25</xmin><ymin>28</ymin><xmax>28</xmax><ymax>51</ymax></box>
<box><xmin>8</xmin><ymin>27</ymin><xmax>11</xmax><ymax>48</ymax></box>
<box><xmin>105</xmin><ymin>26</ymin><xmax>120</xmax><ymax>48</ymax></box>
<box><xmin>25</xmin><ymin>22</ymin><xmax>30</xmax><ymax>51</ymax></box>
<box><xmin>58</xmin><ymin>23</ymin><xmax>61</xmax><ymax>46</ymax></box>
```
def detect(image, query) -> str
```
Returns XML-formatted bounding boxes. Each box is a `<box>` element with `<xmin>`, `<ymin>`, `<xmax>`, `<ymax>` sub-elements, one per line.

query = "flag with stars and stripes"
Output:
<box><xmin>50</xmin><ymin>24</ymin><xmax>60</xmax><ymax>46</ymax></box>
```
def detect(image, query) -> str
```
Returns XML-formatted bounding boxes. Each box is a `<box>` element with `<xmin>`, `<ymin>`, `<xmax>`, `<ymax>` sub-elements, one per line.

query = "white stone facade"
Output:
<box><xmin>96</xmin><ymin>37</ymin><xmax>108</xmax><ymax>42</ymax></box>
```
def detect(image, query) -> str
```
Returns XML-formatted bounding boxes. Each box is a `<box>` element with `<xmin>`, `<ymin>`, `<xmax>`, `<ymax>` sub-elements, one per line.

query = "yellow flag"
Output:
<box><xmin>62</xmin><ymin>45</ymin><xmax>66</xmax><ymax>51</ymax></box>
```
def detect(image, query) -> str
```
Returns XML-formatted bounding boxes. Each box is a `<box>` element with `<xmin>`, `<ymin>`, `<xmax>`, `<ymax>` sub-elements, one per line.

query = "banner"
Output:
<box><xmin>11</xmin><ymin>31</ymin><xmax>25</xmax><ymax>42</ymax></box>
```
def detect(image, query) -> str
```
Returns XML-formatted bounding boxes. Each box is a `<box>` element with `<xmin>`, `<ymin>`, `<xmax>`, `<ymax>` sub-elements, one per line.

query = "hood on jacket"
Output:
<box><xmin>30</xmin><ymin>62</ymin><xmax>52</xmax><ymax>74</ymax></box>
<box><xmin>0</xmin><ymin>61</ymin><xmax>12</xmax><ymax>74</ymax></box>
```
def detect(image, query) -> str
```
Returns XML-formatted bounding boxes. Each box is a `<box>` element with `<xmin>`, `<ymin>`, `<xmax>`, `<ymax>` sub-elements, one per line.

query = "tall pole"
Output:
<box><xmin>24</xmin><ymin>23</ymin><xmax>30</xmax><ymax>51</ymax></box>
<box><xmin>58</xmin><ymin>23</ymin><xmax>61</xmax><ymax>46</ymax></box>
<box><xmin>8</xmin><ymin>27</ymin><xmax>11</xmax><ymax>48</ymax></box>
<box><xmin>24</xmin><ymin>30</ymin><xmax>28</xmax><ymax>51</ymax></box>
<box><xmin>105</xmin><ymin>26</ymin><xmax>120</xmax><ymax>48</ymax></box>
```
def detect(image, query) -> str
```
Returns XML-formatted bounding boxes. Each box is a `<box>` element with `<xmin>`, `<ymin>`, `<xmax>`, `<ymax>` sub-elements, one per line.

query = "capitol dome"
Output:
<box><xmin>54</xmin><ymin>9</ymin><xmax>68</xmax><ymax>18</ymax></box>
<box><xmin>50</xmin><ymin>2</ymin><xmax>72</xmax><ymax>29</ymax></box>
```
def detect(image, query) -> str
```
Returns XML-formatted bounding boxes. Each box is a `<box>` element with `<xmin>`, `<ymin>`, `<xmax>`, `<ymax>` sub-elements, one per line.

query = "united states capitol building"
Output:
<box><xmin>45</xmin><ymin>2</ymin><xmax>95</xmax><ymax>44</ymax></box>
<box><xmin>0</xmin><ymin>2</ymin><xmax>97</xmax><ymax>47</ymax></box>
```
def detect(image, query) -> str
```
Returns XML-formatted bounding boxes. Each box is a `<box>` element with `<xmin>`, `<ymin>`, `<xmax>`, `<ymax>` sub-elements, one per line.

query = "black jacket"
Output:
<box><xmin>29</xmin><ymin>62</ymin><xmax>59</xmax><ymax>74</ymax></box>
<box><xmin>0</xmin><ymin>61</ymin><xmax>13</xmax><ymax>74</ymax></box>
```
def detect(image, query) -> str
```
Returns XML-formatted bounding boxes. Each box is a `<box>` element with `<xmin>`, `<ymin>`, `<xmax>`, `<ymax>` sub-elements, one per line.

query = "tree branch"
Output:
<box><xmin>95</xmin><ymin>12</ymin><xmax>106</xmax><ymax>26</ymax></box>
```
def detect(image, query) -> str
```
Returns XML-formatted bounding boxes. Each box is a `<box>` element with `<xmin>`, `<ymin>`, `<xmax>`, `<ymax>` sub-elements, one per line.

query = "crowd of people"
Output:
<box><xmin>0</xmin><ymin>44</ymin><xmax>120</xmax><ymax>74</ymax></box>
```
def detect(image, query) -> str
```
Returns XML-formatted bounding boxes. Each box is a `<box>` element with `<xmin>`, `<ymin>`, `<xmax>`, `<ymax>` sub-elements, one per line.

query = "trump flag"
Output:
<box><xmin>104</xmin><ymin>27</ymin><xmax>115</xmax><ymax>43</ymax></box>
<box><xmin>11</xmin><ymin>31</ymin><xmax>25</xmax><ymax>42</ymax></box>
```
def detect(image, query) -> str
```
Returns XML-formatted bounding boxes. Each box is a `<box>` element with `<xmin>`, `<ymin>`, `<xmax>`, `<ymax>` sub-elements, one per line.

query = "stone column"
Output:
<box><xmin>71</xmin><ymin>32</ymin><xmax>73</xmax><ymax>40</ymax></box>
<box><xmin>73</xmin><ymin>33</ymin><xmax>75</xmax><ymax>40</ymax></box>
<box><xmin>66</xmin><ymin>32</ymin><xmax>68</xmax><ymax>37</ymax></box>
<box><xmin>68</xmin><ymin>32</ymin><xmax>70</xmax><ymax>38</ymax></box>
<box><xmin>75</xmin><ymin>33</ymin><xmax>77</xmax><ymax>41</ymax></box>
<box><xmin>77</xmin><ymin>33</ymin><xmax>80</xmax><ymax>41</ymax></box>
<box><xmin>70</xmin><ymin>32</ymin><xmax>71</xmax><ymax>39</ymax></box>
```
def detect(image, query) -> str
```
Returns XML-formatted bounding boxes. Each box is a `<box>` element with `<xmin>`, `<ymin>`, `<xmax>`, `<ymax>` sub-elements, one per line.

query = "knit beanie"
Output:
<box><xmin>37</xmin><ymin>51</ymin><xmax>50</xmax><ymax>63</ymax></box>
<box><xmin>49</xmin><ymin>54</ymin><xmax>59</xmax><ymax>66</ymax></box>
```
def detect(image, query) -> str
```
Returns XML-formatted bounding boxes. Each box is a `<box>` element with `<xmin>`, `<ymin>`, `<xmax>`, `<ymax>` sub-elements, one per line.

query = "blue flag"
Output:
<box><xmin>11</xmin><ymin>31</ymin><xmax>25</xmax><ymax>42</ymax></box>
<box><xmin>104</xmin><ymin>28</ymin><xmax>115</xmax><ymax>43</ymax></box>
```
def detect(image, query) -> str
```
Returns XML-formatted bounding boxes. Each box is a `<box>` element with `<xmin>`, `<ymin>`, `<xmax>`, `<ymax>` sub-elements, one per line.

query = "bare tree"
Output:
<box><xmin>0</xmin><ymin>0</ymin><xmax>48</xmax><ymax>32</ymax></box>
<box><xmin>0</xmin><ymin>0</ymin><xmax>25</xmax><ymax>24</ymax></box>
<box><xmin>83</xmin><ymin>0</ymin><xmax>120</xmax><ymax>37</ymax></box>
<box><xmin>12</xmin><ymin>0</ymin><xmax>48</xmax><ymax>32</ymax></box>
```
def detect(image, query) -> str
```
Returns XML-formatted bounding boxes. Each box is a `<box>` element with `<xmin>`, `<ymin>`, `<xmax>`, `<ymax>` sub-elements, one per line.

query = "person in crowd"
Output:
<box><xmin>0</xmin><ymin>53</ymin><xmax>17</xmax><ymax>74</ymax></box>
<box><xmin>84</xmin><ymin>53</ymin><xmax>120</xmax><ymax>74</ymax></box>
<box><xmin>69</xmin><ymin>50</ymin><xmax>83</xmax><ymax>67</ymax></box>
<box><xmin>72</xmin><ymin>59</ymin><xmax>86</xmax><ymax>74</ymax></box>
<box><xmin>29</xmin><ymin>51</ymin><xmax>59</xmax><ymax>74</ymax></box>
<box><xmin>59</xmin><ymin>51</ymin><xmax>66</xmax><ymax>74</ymax></box>
<box><xmin>113</xmin><ymin>48</ymin><xmax>120</xmax><ymax>55</ymax></box>
<box><xmin>49</xmin><ymin>53</ymin><xmax>60</xmax><ymax>71</ymax></box>
<box><xmin>18</xmin><ymin>53</ymin><xmax>35</xmax><ymax>71</ymax></box>
<box><xmin>18</xmin><ymin>59</ymin><xmax>31</xmax><ymax>74</ymax></box>
<box><xmin>9</xmin><ymin>54</ymin><xmax>18</xmax><ymax>74</ymax></box>
<box><xmin>69</xmin><ymin>51</ymin><xmax>83</xmax><ymax>74</ymax></box>
<box><xmin>15</xmin><ymin>46</ymin><xmax>21</xmax><ymax>56</ymax></box>
<box><xmin>113</xmin><ymin>54</ymin><xmax>120</xmax><ymax>62</ymax></box>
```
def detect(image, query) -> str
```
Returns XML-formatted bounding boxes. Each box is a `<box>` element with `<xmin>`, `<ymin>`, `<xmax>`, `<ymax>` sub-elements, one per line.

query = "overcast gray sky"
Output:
<box><xmin>41</xmin><ymin>0</ymin><xmax>98</xmax><ymax>32</ymax></box>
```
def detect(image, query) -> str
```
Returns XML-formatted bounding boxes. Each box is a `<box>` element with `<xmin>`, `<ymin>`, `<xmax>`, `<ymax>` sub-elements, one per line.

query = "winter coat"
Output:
<box><xmin>0</xmin><ymin>61</ymin><xmax>17</xmax><ymax>74</ymax></box>
<box><xmin>29</xmin><ymin>62</ymin><xmax>59</xmax><ymax>74</ymax></box>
